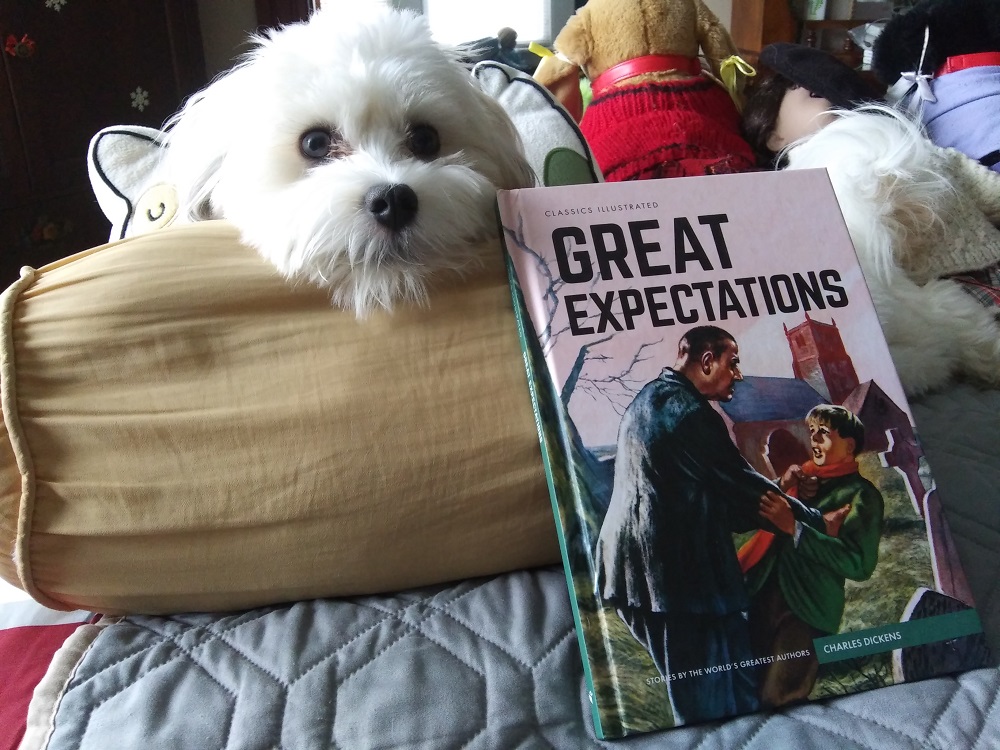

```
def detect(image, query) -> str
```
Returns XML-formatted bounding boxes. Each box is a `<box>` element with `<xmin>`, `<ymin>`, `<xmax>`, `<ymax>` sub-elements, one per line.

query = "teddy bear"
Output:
<box><xmin>533</xmin><ymin>0</ymin><xmax>756</xmax><ymax>182</ymax></box>
<box><xmin>871</xmin><ymin>0</ymin><xmax>1000</xmax><ymax>173</ymax></box>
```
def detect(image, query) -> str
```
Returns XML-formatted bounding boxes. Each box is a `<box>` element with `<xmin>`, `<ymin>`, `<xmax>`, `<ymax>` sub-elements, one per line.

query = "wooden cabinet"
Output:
<box><xmin>0</xmin><ymin>0</ymin><xmax>205</xmax><ymax>285</ymax></box>
<box><xmin>730</xmin><ymin>0</ymin><xmax>888</xmax><ymax>95</ymax></box>
<box><xmin>730</xmin><ymin>0</ymin><xmax>798</xmax><ymax>66</ymax></box>
<box><xmin>730</xmin><ymin>0</ymin><xmax>867</xmax><ymax>68</ymax></box>
<box><xmin>800</xmin><ymin>19</ymin><xmax>866</xmax><ymax>68</ymax></box>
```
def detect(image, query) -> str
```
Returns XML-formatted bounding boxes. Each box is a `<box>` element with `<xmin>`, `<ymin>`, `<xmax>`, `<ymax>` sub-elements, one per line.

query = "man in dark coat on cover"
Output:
<box><xmin>594</xmin><ymin>325</ymin><xmax>824</xmax><ymax>725</ymax></box>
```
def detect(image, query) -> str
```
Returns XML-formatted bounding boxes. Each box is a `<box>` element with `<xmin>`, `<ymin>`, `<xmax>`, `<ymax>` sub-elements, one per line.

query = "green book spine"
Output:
<box><xmin>498</xmin><ymin>228</ymin><xmax>608</xmax><ymax>738</ymax></box>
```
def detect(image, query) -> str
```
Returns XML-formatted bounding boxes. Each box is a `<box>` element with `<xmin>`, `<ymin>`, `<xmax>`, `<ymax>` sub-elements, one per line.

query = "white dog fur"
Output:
<box><xmin>783</xmin><ymin>106</ymin><xmax>1000</xmax><ymax>396</ymax></box>
<box><xmin>159</xmin><ymin>6</ymin><xmax>534</xmax><ymax>316</ymax></box>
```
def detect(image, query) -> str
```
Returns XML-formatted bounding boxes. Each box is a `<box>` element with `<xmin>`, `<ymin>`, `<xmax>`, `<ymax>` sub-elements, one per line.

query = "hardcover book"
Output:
<box><xmin>496</xmin><ymin>169</ymin><xmax>991</xmax><ymax>738</ymax></box>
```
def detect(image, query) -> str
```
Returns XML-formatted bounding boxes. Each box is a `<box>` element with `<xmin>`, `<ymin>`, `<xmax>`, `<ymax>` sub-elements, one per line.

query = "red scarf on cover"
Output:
<box><xmin>737</xmin><ymin>458</ymin><xmax>858</xmax><ymax>573</ymax></box>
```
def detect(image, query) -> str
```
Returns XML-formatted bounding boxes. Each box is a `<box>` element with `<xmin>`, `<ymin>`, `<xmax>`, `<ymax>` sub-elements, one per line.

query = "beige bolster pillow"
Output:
<box><xmin>0</xmin><ymin>221</ymin><xmax>557</xmax><ymax>615</ymax></box>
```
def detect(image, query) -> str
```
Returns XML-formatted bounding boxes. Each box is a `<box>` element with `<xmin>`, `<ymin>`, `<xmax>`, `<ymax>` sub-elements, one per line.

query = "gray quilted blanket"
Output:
<box><xmin>23</xmin><ymin>384</ymin><xmax>1000</xmax><ymax>749</ymax></box>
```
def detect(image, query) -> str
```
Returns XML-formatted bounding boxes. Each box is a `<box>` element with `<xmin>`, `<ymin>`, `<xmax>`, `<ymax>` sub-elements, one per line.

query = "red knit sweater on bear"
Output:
<box><xmin>581</xmin><ymin>76</ymin><xmax>756</xmax><ymax>181</ymax></box>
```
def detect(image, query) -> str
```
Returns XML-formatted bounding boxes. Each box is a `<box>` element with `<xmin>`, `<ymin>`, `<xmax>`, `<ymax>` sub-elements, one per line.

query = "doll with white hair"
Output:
<box><xmin>742</xmin><ymin>44</ymin><xmax>1000</xmax><ymax>395</ymax></box>
<box><xmin>783</xmin><ymin>105</ymin><xmax>1000</xmax><ymax>395</ymax></box>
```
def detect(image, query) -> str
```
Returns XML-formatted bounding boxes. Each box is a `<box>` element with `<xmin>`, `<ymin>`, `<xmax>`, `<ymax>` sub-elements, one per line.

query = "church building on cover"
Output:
<box><xmin>718</xmin><ymin>314</ymin><xmax>913</xmax><ymax>483</ymax></box>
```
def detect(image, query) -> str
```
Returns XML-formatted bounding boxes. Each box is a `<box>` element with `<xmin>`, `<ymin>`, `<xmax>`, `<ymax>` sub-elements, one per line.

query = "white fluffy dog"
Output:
<box><xmin>160</xmin><ymin>6</ymin><xmax>534</xmax><ymax>316</ymax></box>
<box><xmin>783</xmin><ymin>106</ymin><xmax>1000</xmax><ymax>396</ymax></box>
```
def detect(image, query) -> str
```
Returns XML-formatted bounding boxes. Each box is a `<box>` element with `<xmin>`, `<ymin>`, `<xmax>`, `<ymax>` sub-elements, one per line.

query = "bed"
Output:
<box><xmin>2</xmin><ymin>64</ymin><xmax>999</xmax><ymax>749</ymax></box>
<box><xmin>3</xmin><ymin>377</ymin><xmax>999</xmax><ymax>749</ymax></box>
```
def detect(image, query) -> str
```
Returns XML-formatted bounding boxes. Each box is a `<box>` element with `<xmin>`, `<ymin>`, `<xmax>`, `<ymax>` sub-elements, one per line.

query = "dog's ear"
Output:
<box><xmin>182</xmin><ymin>156</ymin><xmax>226</xmax><ymax>222</ymax></box>
<box><xmin>160</xmin><ymin>71</ymin><xmax>245</xmax><ymax>222</ymax></box>
<box><xmin>473</xmin><ymin>87</ymin><xmax>537</xmax><ymax>189</ymax></box>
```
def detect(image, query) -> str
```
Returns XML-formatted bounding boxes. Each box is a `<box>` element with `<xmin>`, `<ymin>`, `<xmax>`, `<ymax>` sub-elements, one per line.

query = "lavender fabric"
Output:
<box><xmin>922</xmin><ymin>66</ymin><xmax>1000</xmax><ymax>172</ymax></box>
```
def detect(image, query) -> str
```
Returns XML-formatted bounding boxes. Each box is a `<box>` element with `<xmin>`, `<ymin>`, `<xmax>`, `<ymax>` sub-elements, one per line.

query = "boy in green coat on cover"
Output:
<box><xmin>738</xmin><ymin>404</ymin><xmax>885</xmax><ymax>708</ymax></box>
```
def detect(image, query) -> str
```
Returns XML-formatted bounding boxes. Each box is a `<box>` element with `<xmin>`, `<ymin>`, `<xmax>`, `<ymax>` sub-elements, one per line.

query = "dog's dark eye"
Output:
<box><xmin>300</xmin><ymin>129</ymin><xmax>332</xmax><ymax>159</ymax></box>
<box><xmin>299</xmin><ymin>128</ymin><xmax>349</xmax><ymax>160</ymax></box>
<box><xmin>407</xmin><ymin>124</ymin><xmax>440</xmax><ymax>158</ymax></box>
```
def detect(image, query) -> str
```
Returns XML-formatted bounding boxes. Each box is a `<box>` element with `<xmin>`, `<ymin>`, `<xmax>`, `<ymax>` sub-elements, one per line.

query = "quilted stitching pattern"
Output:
<box><xmin>41</xmin><ymin>571</ymin><xmax>1000</xmax><ymax>750</ymax></box>
<box><xmin>46</xmin><ymin>571</ymin><xmax>595</xmax><ymax>750</ymax></box>
<box><xmin>40</xmin><ymin>385</ymin><xmax>1000</xmax><ymax>750</ymax></box>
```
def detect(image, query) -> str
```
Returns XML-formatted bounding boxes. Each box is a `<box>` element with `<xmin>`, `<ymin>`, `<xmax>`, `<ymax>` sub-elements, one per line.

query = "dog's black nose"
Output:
<box><xmin>365</xmin><ymin>184</ymin><xmax>418</xmax><ymax>231</ymax></box>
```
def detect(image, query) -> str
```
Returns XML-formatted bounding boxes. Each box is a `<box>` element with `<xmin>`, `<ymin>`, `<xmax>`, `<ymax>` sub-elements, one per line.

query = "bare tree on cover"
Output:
<box><xmin>504</xmin><ymin>220</ymin><xmax>658</xmax><ymax>413</ymax></box>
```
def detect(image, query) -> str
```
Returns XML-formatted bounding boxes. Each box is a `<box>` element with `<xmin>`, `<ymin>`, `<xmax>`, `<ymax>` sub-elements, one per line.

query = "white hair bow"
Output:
<box><xmin>885</xmin><ymin>25</ymin><xmax>937</xmax><ymax>114</ymax></box>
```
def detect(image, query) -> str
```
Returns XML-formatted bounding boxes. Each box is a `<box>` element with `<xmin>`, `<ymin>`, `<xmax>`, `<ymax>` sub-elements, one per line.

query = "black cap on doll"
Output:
<box><xmin>759</xmin><ymin>43</ymin><xmax>881</xmax><ymax>110</ymax></box>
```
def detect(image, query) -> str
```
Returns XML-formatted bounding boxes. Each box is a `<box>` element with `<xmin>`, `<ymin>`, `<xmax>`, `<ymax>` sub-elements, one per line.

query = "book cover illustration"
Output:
<box><xmin>496</xmin><ymin>170</ymin><xmax>990</xmax><ymax>738</ymax></box>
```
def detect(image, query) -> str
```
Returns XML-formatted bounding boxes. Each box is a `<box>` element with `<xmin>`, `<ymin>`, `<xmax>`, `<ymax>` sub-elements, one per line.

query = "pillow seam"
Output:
<box><xmin>0</xmin><ymin>267</ymin><xmax>60</xmax><ymax>608</ymax></box>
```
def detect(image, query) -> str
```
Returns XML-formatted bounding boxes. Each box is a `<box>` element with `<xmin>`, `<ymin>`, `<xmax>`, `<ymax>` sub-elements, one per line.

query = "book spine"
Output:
<box><xmin>497</xmin><ymin>196</ymin><xmax>607</xmax><ymax>738</ymax></box>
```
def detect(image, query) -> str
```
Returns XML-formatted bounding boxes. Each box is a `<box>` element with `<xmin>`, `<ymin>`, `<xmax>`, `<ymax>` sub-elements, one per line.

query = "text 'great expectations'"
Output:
<box><xmin>552</xmin><ymin>214</ymin><xmax>849</xmax><ymax>336</ymax></box>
